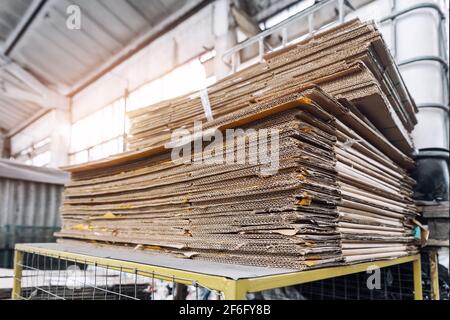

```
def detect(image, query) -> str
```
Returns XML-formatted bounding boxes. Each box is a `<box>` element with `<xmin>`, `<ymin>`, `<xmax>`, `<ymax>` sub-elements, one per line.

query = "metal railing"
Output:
<box><xmin>222</xmin><ymin>0</ymin><xmax>345</xmax><ymax>72</ymax></box>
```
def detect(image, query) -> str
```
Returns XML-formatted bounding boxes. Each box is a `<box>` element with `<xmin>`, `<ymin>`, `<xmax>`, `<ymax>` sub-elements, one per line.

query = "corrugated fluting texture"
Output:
<box><xmin>57</xmin><ymin>20</ymin><xmax>419</xmax><ymax>270</ymax></box>
<box><xmin>0</xmin><ymin>178</ymin><xmax>63</xmax><ymax>267</ymax></box>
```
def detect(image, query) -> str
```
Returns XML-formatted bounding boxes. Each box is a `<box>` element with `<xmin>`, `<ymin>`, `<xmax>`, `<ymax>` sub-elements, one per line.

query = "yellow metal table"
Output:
<box><xmin>12</xmin><ymin>243</ymin><xmax>423</xmax><ymax>300</ymax></box>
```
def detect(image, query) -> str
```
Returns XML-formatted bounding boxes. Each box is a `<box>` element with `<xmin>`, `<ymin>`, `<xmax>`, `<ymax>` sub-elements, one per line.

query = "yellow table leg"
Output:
<box><xmin>413</xmin><ymin>255</ymin><xmax>423</xmax><ymax>300</ymax></box>
<box><xmin>429</xmin><ymin>251</ymin><xmax>440</xmax><ymax>300</ymax></box>
<box><xmin>11</xmin><ymin>250</ymin><xmax>23</xmax><ymax>300</ymax></box>
<box><xmin>222</xmin><ymin>279</ymin><xmax>248</xmax><ymax>300</ymax></box>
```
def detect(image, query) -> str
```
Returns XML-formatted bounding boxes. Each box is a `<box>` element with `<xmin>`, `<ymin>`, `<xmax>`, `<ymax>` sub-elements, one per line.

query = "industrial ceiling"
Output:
<box><xmin>0</xmin><ymin>0</ymin><xmax>207</xmax><ymax>135</ymax></box>
<box><xmin>0</xmin><ymin>0</ymin><xmax>372</xmax><ymax>136</ymax></box>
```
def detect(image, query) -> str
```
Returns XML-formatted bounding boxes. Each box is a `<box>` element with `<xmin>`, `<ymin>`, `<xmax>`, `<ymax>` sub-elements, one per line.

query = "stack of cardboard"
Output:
<box><xmin>56</xmin><ymin>20</ymin><xmax>419</xmax><ymax>269</ymax></box>
<box><xmin>59</xmin><ymin>90</ymin><xmax>340</xmax><ymax>269</ymax></box>
<box><xmin>128</xmin><ymin>19</ymin><xmax>416</xmax><ymax>157</ymax></box>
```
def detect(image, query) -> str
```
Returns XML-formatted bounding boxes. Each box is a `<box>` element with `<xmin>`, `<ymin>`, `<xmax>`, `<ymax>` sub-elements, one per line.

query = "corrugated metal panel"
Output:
<box><xmin>0</xmin><ymin>178</ymin><xmax>63</xmax><ymax>230</ymax></box>
<box><xmin>0</xmin><ymin>177</ymin><xmax>64</xmax><ymax>267</ymax></box>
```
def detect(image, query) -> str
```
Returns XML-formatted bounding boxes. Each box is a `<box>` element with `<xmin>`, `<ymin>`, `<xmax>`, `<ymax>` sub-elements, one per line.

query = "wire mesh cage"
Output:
<box><xmin>250</xmin><ymin>263</ymin><xmax>418</xmax><ymax>300</ymax></box>
<box><xmin>15</xmin><ymin>251</ymin><xmax>221</xmax><ymax>300</ymax></box>
<box><xmin>250</xmin><ymin>253</ymin><xmax>449</xmax><ymax>300</ymax></box>
<box><xmin>10</xmin><ymin>244</ymin><xmax>427</xmax><ymax>300</ymax></box>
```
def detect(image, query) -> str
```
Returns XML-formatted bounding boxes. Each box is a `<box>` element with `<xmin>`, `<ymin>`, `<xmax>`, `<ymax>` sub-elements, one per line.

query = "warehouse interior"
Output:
<box><xmin>0</xmin><ymin>0</ymin><xmax>449</xmax><ymax>301</ymax></box>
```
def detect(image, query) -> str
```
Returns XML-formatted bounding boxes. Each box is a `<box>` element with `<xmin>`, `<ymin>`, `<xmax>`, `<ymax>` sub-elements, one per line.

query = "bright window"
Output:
<box><xmin>127</xmin><ymin>79</ymin><xmax>163</xmax><ymax>112</ymax></box>
<box><xmin>69</xmin><ymin>53</ymin><xmax>215</xmax><ymax>165</ymax></box>
<box><xmin>69</xmin><ymin>99</ymin><xmax>126</xmax><ymax>165</ymax></box>
<box><xmin>126</xmin><ymin>57</ymin><xmax>210</xmax><ymax>112</ymax></box>
<box><xmin>261</xmin><ymin>0</ymin><xmax>315</xmax><ymax>29</ymax></box>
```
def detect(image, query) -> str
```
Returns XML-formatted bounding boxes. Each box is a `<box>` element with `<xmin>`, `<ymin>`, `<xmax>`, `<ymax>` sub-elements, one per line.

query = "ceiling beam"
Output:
<box><xmin>0</xmin><ymin>67</ymin><xmax>30</xmax><ymax>90</ymax></box>
<box><xmin>0</xmin><ymin>56</ymin><xmax>69</xmax><ymax>109</ymax></box>
<box><xmin>0</xmin><ymin>80</ymin><xmax>68</xmax><ymax>109</ymax></box>
<box><xmin>3</xmin><ymin>60</ymin><xmax>48</xmax><ymax>94</ymax></box>
<box><xmin>2</xmin><ymin>0</ymin><xmax>47</xmax><ymax>55</ymax></box>
<box><xmin>231</xmin><ymin>4</ymin><xmax>262</xmax><ymax>36</ymax></box>
<box><xmin>0</xmin><ymin>80</ymin><xmax>48</xmax><ymax>106</ymax></box>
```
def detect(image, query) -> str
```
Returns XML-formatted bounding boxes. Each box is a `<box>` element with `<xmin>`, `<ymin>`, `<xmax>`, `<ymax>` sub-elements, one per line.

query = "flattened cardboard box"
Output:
<box><xmin>58</xmin><ymin>84</ymin><xmax>418</xmax><ymax>269</ymax></box>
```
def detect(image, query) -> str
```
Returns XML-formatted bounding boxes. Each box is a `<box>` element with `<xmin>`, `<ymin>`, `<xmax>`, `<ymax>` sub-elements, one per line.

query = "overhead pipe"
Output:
<box><xmin>3</xmin><ymin>0</ymin><xmax>47</xmax><ymax>56</ymax></box>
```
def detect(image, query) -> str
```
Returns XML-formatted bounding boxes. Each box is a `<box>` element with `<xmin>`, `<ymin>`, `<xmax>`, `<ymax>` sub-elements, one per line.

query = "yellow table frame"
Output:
<box><xmin>12</xmin><ymin>243</ymin><xmax>423</xmax><ymax>300</ymax></box>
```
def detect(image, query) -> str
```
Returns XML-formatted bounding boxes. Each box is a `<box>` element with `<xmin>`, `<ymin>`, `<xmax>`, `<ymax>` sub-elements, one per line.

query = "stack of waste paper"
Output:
<box><xmin>56</xmin><ymin>20</ymin><xmax>419</xmax><ymax>269</ymax></box>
